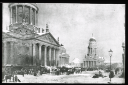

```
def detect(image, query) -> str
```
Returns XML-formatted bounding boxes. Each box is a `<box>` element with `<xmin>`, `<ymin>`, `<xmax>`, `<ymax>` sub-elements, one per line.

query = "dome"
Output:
<box><xmin>59</xmin><ymin>46</ymin><xmax>66</xmax><ymax>53</ymax></box>
<box><xmin>89</xmin><ymin>37</ymin><xmax>96</xmax><ymax>41</ymax></box>
<box><xmin>8</xmin><ymin>3</ymin><xmax>39</xmax><ymax>11</ymax></box>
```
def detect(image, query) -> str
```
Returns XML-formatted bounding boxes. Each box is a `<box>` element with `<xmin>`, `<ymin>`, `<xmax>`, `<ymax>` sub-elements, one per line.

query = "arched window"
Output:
<box><xmin>32</xmin><ymin>8</ymin><xmax>35</xmax><ymax>25</ymax></box>
<box><xmin>17</xmin><ymin>6</ymin><xmax>23</xmax><ymax>23</ymax></box>
<box><xmin>12</xmin><ymin>6</ymin><xmax>16</xmax><ymax>24</ymax></box>
<box><xmin>24</xmin><ymin>6</ymin><xmax>30</xmax><ymax>24</ymax></box>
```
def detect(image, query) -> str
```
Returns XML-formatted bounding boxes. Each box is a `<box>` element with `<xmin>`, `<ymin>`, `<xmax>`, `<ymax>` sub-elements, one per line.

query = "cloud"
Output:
<box><xmin>3</xmin><ymin>3</ymin><xmax>125</xmax><ymax>63</ymax></box>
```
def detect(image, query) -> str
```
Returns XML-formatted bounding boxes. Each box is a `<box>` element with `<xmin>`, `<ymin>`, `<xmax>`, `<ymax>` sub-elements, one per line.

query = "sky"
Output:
<box><xmin>3</xmin><ymin>3</ymin><xmax>125</xmax><ymax>63</ymax></box>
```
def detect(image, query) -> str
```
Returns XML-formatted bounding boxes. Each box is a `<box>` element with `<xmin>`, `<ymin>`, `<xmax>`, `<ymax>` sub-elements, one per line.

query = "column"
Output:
<box><xmin>84</xmin><ymin>61</ymin><xmax>85</xmax><ymax>68</ymax></box>
<box><xmin>91</xmin><ymin>48</ymin><xmax>92</xmax><ymax>54</ymax></box>
<box><xmin>86</xmin><ymin>61</ymin><xmax>88</xmax><ymax>67</ymax></box>
<box><xmin>91</xmin><ymin>61</ymin><xmax>93</xmax><ymax>67</ymax></box>
<box><xmin>90</xmin><ymin>61</ymin><xmax>91</xmax><ymax>67</ymax></box>
<box><xmin>60</xmin><ymin>57</ymin><xmax>62</xmax><ymax>66</ymax></box>
<box><xmin>3</xmin><ymin>42</ymin><xmax>7</xmax><ymax>65</ymax></box>
<box><xmin>55</xmin><ymin>49</ymin><xmax>57</xmax><ymax>66</ymax></box>
<box><xmin>44</xmin><ymin>46</ymin><xmax>47</xmax><ymax>66</ymax></box>
<box><xmin>95</xmin><ymin>61</ymin><xmax>96</xmax><ymax>66</ymax></box>
<box><xmin>29</xmin><ymin>43</ymin><xmax>33</xmax><ymax>65</ymax></box>
<box><xmin>92</xmin><ymin>61</ymin><xmax>93</xmax><ymax>67</ymax></box>
<box><xmin>10</xmin><ymin>42</ymin><xmax>14</xmax><ymax>65</ymax></box>
<box><xmin>62</xmin><ymin>57</ymin><xmax>63</xmax><ymax>65</ymax></box>
<box><xmin>63</xmin><ymin>57</ymin><xmax>64</xmax><ymax>65</ymax></box>
<box><xmin>36</xmin><ymin>11</ymin><xmax>38</xmax><ymax>26</ymax></box>
<box><xmin>35</xmin><ymin>10</ymin><xmax>36</xmax><ymax>25</ymax></box>
<box><xmin>23</xmin><ymin>5</ymin><xmax>25</xmax><ymax>19</ymax></box>
<box><xmin>49</xmin><ymin>47</ymin><xmax>51</xmax><ymax>66</ymax></box>
<box><xmin>88</xmin><ymin>47</ymin><xmax>89</xmax><ymax>54</ymax></box>
<box><xmin>56</xmin><ymin>49</ymin><xmax>59</xmax><ymax>66</ymax></box>
<box><xmin>95</xmin><ymin>48</ymin><xmax>96</xmax><ymax>55</ymax></box>
<box><xmin>33</xmin><ymin>43</ymin><xmax>36</xmax><ymax>66</ymax></box>
<box><xmin>86</xmin><ymin>61</ymin><xmax>87</xmax><ymax>67</ymax></box>
<box><xmin>10</xmin><ymin>7</ymin><xmax>12</xmax><ymax>24</ymax></box>
<box><xmin>53</xmin><ymin>48</ymin><xmax>55</xmax><ymax>66</ymax></box>
<box><xmin>90</xmin><ymin>48</ymin><xmax>91</xmax><ymax>54</ymax></box>
<box><xmin>89</xmin><ymin>61</ymin><xmax>91</xmax><ymax>67</ymax></box>
<box><xmin>16</xmin><ymin>5</ymin><xmax>17</xmax><ymax>23</ymax></box>
<box><xmin>30</xmin><ymin>7</ymin><xmax>32</xmax><ymax>25</ymax></box>
<box><xmin>61</xmin><ymin>57</ymin><xmax>63</xmax><ymax>65</ymax></box>
<box><xmin>39</xmin><ymin>44</ymin><xmax>42</xmax><ymax>65</ymax></box>
<box><xmin>63</xmin><ymin>57</ymin><xmax>65</xmax><ymax>64</ymax></box>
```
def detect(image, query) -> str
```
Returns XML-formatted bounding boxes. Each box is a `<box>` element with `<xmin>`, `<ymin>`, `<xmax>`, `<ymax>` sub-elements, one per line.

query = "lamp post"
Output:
<box><xmin>122</xmin><ymin>42</ymin><xmax>125</xmax><ymax>78</ymax></box>
<box><xmin>108</xmin><ymin>49</ymin><xmax>113</xmax><ymax>83</ymax></box>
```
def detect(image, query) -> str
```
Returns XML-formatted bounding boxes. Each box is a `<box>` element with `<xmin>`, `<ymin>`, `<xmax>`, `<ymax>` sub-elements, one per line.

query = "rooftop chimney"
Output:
<box><xmin>46</xmin><ymin>24</ymin><xmax>49</xmax><ymax>33</ymax></box>
<box><xmin>42</xmin><ymin>28</ymin><xmax>44</xmax><ymax>33</ymax></box>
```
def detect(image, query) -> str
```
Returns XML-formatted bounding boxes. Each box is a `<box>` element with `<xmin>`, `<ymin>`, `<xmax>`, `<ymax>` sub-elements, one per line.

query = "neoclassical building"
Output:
<box><xmin>2</xmin><ymin>3</ymin><xmax>70</xmax><ymax>69</ymax></box>
<box><xmin>83</xmin><ymin>35</ymin><xmax>104</xmax><ymax>68</ymax></box>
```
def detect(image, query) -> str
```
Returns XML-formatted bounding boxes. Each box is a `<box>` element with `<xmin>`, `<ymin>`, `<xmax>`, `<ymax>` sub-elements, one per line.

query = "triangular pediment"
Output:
<box><xmin>2</xmin><ymin>32</ymin><xmax>12</xmax><ymax>38</ymax></box>
<box><xmin>35</xmin><ymin>32</ymin><xmax>60</xmax><ymax>46</ymax></box>
<box><xmin>2</xmin><ymin>29</ymin><xmax>35</xmax><ymax>39</ymax></box>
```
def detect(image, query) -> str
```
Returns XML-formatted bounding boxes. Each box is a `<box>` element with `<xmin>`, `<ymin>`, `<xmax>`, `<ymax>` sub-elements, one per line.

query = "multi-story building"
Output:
<box><xmin>2</xmin><ymin>3</ymin><xmax>70</xmax><ymax>70</ymax></box>
<box><xmin>83</xmin><ymin>35</ymin><xmax>105</xmax><ymax>69</ymax></box>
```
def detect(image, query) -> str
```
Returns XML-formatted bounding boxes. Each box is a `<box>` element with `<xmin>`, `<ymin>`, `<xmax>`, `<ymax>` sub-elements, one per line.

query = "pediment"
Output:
<box><xmin>36</xmin><ymin>33</ymin><xmax>59</xmax><ymax>46</ymax></box>
<box><xmin>2</xmin><ymin>32</ymin><xmax>12</xmax><ymax>38</ymax></box>
<box><xmin>2</xmin><ymin>30</ymin><xmax>35</xmax><ymax>40</ymax></box>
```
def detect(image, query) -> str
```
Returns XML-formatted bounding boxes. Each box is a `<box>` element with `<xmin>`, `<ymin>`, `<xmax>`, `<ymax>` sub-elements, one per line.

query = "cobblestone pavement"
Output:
<box><xmin>2</xmin><ymin>71</ymin><xmax>125</xmax><ymax>84</ymax></box>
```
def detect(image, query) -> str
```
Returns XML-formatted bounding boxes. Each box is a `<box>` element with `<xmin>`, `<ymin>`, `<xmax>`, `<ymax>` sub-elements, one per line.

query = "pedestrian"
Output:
<box><xmin>109</xmin><ymin>70</ymin><xmax>114</xmax><ymax>78</ymax></box>
<box><xmin>15</xmin><ymin>75</ymin><xmax>18</xmax><ymax>82</ymax></box>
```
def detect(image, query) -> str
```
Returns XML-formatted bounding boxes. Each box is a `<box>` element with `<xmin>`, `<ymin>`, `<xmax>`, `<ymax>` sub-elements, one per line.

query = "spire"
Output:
<box><xmin>92</xmin><ymin>33</ymin><xmax>93</xmax><ymax>37</ymax></box>
<box><xmin>46</xmin><ymin>23</ymin><xmax>48</xmax><ymax>29</ymax></box>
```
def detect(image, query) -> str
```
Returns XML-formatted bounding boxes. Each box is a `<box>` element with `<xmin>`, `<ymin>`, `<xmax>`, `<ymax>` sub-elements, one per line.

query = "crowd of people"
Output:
<box><xmin>2</xmin><ymin>65</ymin><xmax>124</xmax><ymax>83</ymax></box>
<box><xmin>2</xmin><ymin>66</ymin><xmax>84</xmax><ymax>82</ymax></box>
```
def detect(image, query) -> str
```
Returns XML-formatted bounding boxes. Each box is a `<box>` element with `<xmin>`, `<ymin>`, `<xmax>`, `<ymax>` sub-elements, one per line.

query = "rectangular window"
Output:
<box><xmin>24</xmin><ymin>6</ymin><xmax>30</xmax><ymax>24</ymax></box>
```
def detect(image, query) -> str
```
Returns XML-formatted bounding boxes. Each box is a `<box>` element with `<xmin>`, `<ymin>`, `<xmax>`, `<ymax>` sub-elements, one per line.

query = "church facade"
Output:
<box><xmin>83</xmin><ymin>35</ymin><xmax>104</xmax><ymax>69</ymax></box>
<box><xmin>2</xmin><ymin>3</ymin><xmax>69</xmax><ymax>69</ymax></box>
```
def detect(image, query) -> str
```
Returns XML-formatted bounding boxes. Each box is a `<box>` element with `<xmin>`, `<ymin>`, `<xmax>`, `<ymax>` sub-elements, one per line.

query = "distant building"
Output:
<box><xmin>58</xmin><ymin>46</ymin><xmax>70</xmax><ymax>66</ymax></box>
<box><xmin>70</xmin><ymin>58</ymin><xmax>81</xmax><ymax>67</ymax></box>
<box><xmin>83</xmin><ymin>35</ymin><xmax>105</xmax><ymax>68</ymax></box>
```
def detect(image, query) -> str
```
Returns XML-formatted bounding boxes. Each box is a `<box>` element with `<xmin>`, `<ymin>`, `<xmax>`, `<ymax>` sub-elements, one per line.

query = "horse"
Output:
<box><xmin>74</xmin><ymin>67</ymin><xmax>81</xmax><ymax>74</ymax></box>
<box><xmin>4</xmin><ymin>74</ymin><xmax>13</xmax><ymax>82</ymax></box>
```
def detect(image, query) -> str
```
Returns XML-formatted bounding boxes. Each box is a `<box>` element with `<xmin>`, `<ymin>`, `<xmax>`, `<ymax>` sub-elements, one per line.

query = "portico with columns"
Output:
<box><xmin>83</xmin><ymin>34</ymin><xmax>104</xmax><ymax>69</ymax></box>
<box><xmin>2</xmin><ymin>3</ymin><xmax>63</xmax><ymax>68</ymax></box>
<box><xmin>2</xmin><ymin>34</ymin><xmax>60</xmax><ymax>67</ymax></box>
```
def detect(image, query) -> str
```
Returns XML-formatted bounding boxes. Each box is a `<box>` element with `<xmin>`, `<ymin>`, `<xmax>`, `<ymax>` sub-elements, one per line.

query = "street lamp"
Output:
<box><xmin>108</xmin><ymin>49</ymin><xmax>113</xmax><ymax>83</ymax></box>
<box><xmin>122</xmin><ymin>42</ymin><xmax>125</xmax><ymax>78</ymax></box>
<box><xmin>122</xmin><ymin>42</ymin><xmax>125</xmax><ymax>52</ymax></box>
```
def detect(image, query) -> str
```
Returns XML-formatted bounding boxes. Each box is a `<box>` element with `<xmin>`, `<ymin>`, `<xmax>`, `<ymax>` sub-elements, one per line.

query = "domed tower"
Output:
<box><xmin>8</xmin><ymin>3</ymin><xmax>39</xmax><ymax>33</ymax></box>
<box><xmin>87</xmin><ymin>34</ymin><xmax>97</xmax><ymax>58</ymax></box>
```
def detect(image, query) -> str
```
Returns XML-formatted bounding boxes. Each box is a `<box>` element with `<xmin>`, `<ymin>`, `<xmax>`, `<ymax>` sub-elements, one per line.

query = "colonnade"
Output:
<box><xmin>88</xmin><ymin>48</ymin><xmax>97</xmax><ymax>55</ymax></box>
<box><xmin>84</xmin><ymin>61</ymin><xmax>96</xmax><ymax>68</ymax></box>
<box><xmin>2</xmin><ymin>41</ymin><xmax>59</xmax><ymax>67</ymax></box>
<box><xmin>10</xmin><ymin>4</ymin><xmax>38</xmax><ymax>25</ymax></box>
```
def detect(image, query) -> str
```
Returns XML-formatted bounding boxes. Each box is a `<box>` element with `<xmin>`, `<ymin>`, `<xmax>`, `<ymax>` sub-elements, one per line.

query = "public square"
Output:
<box><xmin>3</xmin><ymin>70</ymin><xmax>125</xmax><ymax>84</ymax></box>
<box><xmin>2</xmin><ymin>3</ymin><xmax>125</xmax><ymax>84</ymax></box>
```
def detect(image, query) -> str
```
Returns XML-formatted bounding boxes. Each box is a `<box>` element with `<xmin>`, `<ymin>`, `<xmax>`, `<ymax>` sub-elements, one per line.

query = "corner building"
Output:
<box><xmin>2</xmin><ymin>3</ymin><xmax>69</xmax><ymax>69</ymax></box>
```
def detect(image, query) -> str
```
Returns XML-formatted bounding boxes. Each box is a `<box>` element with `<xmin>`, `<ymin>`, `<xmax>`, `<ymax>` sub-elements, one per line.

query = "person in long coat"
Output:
<box><xmin>109</xmin><ymin>70</ymin><xmax>115</xmax><ymax>78</ymax></box>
